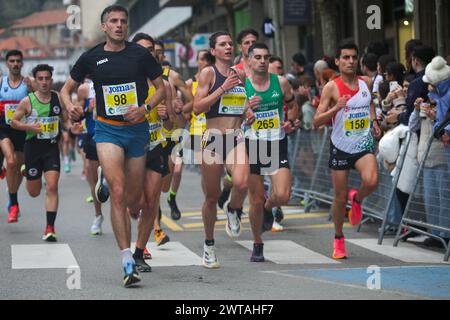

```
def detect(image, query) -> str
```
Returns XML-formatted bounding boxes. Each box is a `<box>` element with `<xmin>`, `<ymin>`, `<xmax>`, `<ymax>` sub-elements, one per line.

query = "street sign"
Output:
<box><xmin>262</xmin><ymin>18</ymin><xmax>275</xmax><ymax>38</ymax></box>
<box><xmin>175</xmin><ymin>33</ymin><xmax>212</xmax><ymax>68</ymax></box>
<box><xmin>283</xmin><ymin>0</ymin><xmax>312</xmax><ymax>25</ymax></box>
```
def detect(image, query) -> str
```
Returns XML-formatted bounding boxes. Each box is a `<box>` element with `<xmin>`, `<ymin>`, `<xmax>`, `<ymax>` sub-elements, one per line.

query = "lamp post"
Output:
<box><xmin>435</xmin><ymin>0</ymin><xmax>444</xmax><ymax>57</ymax></box>
<box><xmin>270</xmin><ymin>0</ymin><xmax>282</xmax><ymax>57</ymax></box>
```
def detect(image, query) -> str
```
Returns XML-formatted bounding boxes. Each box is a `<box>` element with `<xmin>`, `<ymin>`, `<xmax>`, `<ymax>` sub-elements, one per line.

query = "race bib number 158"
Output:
<box><xmin>343</xmin><ymin>112</ymin><xmax>369</xmax><ymax>137</ymax></box>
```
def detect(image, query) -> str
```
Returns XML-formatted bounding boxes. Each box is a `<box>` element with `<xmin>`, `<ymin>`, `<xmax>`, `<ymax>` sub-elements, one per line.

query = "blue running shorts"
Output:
<box><xmin>94</xmin><ymin>120</ymin><xmax>149</xmax><ymax>158</ymax></box>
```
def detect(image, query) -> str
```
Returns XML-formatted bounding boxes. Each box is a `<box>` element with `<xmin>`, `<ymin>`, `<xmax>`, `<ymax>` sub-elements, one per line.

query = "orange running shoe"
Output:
<box><xmin>271</xmin><ymin>221</ymin><xmax>284</xmax><ymax>232</ymax></box>
<box><xmin>332</xmin><ymin>237</ymin><xmax>348</xmax><ymax>259</ymax></box>
<box><xmin>0</xmin><ymin>166</ymin><xmax>6</xmax><ymax>180</ymax></box>
<box><xmin>7</xmin><ymin>204</ymin><xmax>20</xmax><ymax>223</ymax></box>
<box><xmin>348</xmin><ymin>189</ymin><xmax>362</xmax><ymax>226</ymax></box>
<box><xmin>42</xmin><ymin>225</ymin><xmax>57</xmax><ymax>242</ymax></box>
<box><xmin>154</xmin><ymin>229</ymin><xmax>170</xmax><ymax>246</ymax></box>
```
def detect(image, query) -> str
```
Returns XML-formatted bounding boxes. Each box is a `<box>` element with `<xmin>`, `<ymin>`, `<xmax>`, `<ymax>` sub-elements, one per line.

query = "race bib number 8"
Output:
<box><xmin>103</xmin><ymin>82</ymin><xmax>138</xmax><ymax>116</ymax></box>
<box><xmin>38</xmin><ymin>116</ymin><xmax>59</xmax><ymax>140</ymax></box>
<box><xmin>150</xmin><ymin>131</ymin><xmax>161</xmax><ymax>143</ymax></box>
<box><xmin>148</xmin><ymin>118</ymin><xmax>164</xmax><ymax>145</ymax></box>
<box><xmin>149</xmin><ymin>124</ymin><xmax>163</xmax><ymax>143</ymax></box>
<box><xmin>219</xmin><ymin>87</ymin><xmax>247</xmax><ymax>115</ymax></box>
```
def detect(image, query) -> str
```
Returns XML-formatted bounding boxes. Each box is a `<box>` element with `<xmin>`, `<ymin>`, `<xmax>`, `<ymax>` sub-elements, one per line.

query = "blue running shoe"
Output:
<box><xmin>123</xmin><ymin>261</ymin><xmax>141</xmax><ymax>288</ymax></box>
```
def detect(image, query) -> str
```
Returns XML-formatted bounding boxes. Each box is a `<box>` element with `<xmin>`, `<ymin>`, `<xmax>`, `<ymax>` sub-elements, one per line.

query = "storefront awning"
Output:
<box><xmin>159</xmin><ymin>0</ymin><xmax>198</xmax><ymax>7</ymax></box>
<box><xmin>131</xmin><ymin>7</ymin><xmax>192</xmax><ymax>39</ymax></box>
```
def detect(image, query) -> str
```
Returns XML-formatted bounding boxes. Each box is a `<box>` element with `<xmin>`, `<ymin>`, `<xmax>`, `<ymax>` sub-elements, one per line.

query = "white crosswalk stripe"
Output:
<box><xmin>132</xmin><ymin>242</ymin><xmax>202</xmax><ymax>267</ymax></box>
<box><xmin>347</xmin><ymin>238</ymin><xmax>450</xmax><ymax>264</ymax></box>
<box><xmin>237</xmin><ymin>240</ymin><xmax>340</xmax><ymax>265</ymax></box>
<box><xmin>11</xmin><ymin>244</ymin><xmax>79</xmax><ymax>269</ymax></box>
<box><xmin>10</xmin><ymin>238</ymin><xmax>449</xmax><ymax>271</ymax></box>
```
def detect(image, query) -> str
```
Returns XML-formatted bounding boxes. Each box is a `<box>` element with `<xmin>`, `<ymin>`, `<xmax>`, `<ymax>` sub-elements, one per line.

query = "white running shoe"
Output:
<box><xmin>271</xmin><ymin>220</ymin><xmax>284</xmax><ymax>232</ymax></box>
<box><xmin>91</xmin><ymin>215</ymin><xmax>104</xmax><ymax>235</ymax></box>
<box><xmin>202</xmin><ymin>244</ymin><xmax>220</xmax><ymax>269</ymax></box>
<box><xmin>224</xmin><ymin>200</ymin><xmax>241</xmax><ymax>238</ymax></box>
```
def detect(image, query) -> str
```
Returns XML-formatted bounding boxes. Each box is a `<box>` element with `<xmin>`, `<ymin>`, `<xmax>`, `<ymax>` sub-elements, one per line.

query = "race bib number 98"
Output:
<box><xmin>103</xmin><ymin>82</ymin><xmax>138</xmax><ymax>116</ymax></box>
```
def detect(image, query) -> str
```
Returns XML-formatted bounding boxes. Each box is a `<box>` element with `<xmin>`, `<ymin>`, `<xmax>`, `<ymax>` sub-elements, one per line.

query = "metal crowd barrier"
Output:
<box><xmin>362</xmin><ymin>131</ymin><xmax>412</xmax><ymax>245</ymax></box>
<box><xmin>183</xmin><ymin>124</ymin><xmax>450</xmax><ymax>261</ymax></box>
<box><xmin>393</xmin><ymin>135</ymin><xmax>450</xmax><ymax>261</ymax></box>
<box><xmin>290</xmin><ymin>126</ymin><xmax>413</xmax><ymax>245</ymax></box>
<box><xmin>290</xmin><ymin>127</ymin><xmax>334</xmax><ymax>211</ymax></box>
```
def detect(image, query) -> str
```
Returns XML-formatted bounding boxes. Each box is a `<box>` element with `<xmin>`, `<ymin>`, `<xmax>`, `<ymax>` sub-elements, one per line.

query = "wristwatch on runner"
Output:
<box><xmin>371</xmin><ymin>119</ymin><xmax>379</xmax><ymax>125</ymax></box>
<box><xmin>144</xmin><ymin>104</ymin><xmax>152</xmax><ymax>113</ymax></box>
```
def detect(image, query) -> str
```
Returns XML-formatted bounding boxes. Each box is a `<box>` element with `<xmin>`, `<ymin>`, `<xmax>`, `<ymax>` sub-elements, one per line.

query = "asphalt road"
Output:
<box><xmin>0</xmin><ymin>159</ymin><xmax>449</xmax><ymax>301</ymax></box>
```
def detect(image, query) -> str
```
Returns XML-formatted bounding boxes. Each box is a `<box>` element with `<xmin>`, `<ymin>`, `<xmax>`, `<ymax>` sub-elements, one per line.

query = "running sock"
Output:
<box><xmin>225</xmin><ymin>174</ymin><xmax>232</xmax><ymax>184</ymax></box>
<box><xmin>263</xmin><ymin>202</ymin><xmax>272</xmax><ymax>212</ymax></box>
<box><xmin>335</xmin><ymin>234</ymin><xmax>344</xmax><ymax>240</ymax></box>
<box><xmin>133</xmin><ymin>247</ymin><xmax>144</xmax><ymax>260</ymax></box>
<box><xmin>64</xmin><ymin>156</ymin><xmax>69</xmax><ymax>165</ymax></box>
<box><xmin>46</xmin><ymin>211</ymin><xmax>57</xmax><ymax>227</ymax></box>
<box><xmin>121</xmin><ymin>248</ymin><xmax>134</xmax><ymax>267</ymax></box>
<box><xmin>169</xmin><ymin>189</ymin><xmax>177</xmax><ymax>200</ymax></box>
<box><xmin>228</xmin><ymin>206</ymin><xmax>239</xmax><ymax>214</ymax></box>
<box><xmin>9</xmin><ymin>193</ymin><xmax>18</xmax><ymax>206</ymax></box>
<box><xmin>205</xmin><ymin>239</ymin><xmax>215</xmax><ymax>246</ymax></box>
